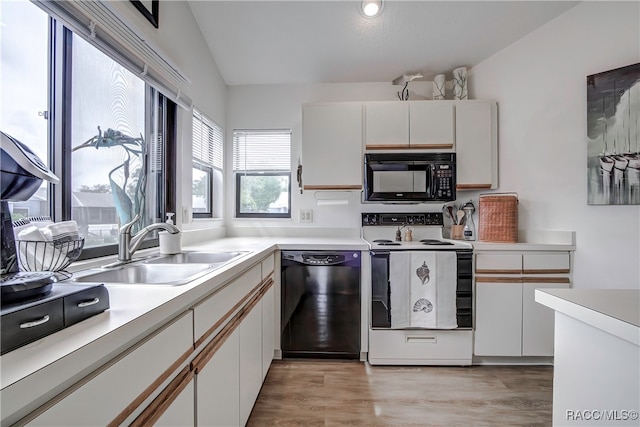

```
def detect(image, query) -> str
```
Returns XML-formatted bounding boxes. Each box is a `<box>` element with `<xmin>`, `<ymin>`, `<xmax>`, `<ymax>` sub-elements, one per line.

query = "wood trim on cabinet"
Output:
<box><xmin>107</xmin><ymin>346</ymin><xmax>194</xmax><ymax>427</ymax></box>
<box><xmin>409</xmin><ymin>143</ymin><xmax>454</xmax><ymax>149</ymax></box>
<box><xmin>194</xmin><ymin>277</ymin><xmax>267</xmax><ymax>349</ymax></box>
<box><xmin>303</xmin><ymin>185</ymin><xmax>362</xmax><ymax>190</ymax></box>
<box><xmin>475</xmin><ymin>269</ymin><xmax>522</xmax><ymax>275</ymax></box>
<box><xmin>475</xmin><ymin>276</ymin><xmax>523</xmax><ymax>283</ymax></box>
<box><xmin>192</xmin><ymin>278</ymin><xmax>274</xmax><ymax>374</ymax></box>
<box><xmin>129</xmin><ymin>365</ymin><xmax>194</xmax><ymax>427</ymax></box>
<box><xmin>457</xmin><ymin>184</ymin><xmax>492</xmax><ymax>190</ymax></box>
<box><xmin>365</xmin><ymin>144</ymin><xmax>411</xmax><ymax>150</ymax></box>
<box><xmin>523</xmin><ymin>269</ymin><xmax>570</xmax><ymax>275</ymax></box>
<box><xmin>522</xmin><ymin>277</ymin><xmax>571</xmax><ymax>284</ymax></box>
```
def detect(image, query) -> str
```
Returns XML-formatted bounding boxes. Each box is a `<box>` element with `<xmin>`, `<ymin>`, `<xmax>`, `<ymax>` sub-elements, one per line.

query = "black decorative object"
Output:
<box><xmin>131</xmin><ymin>0</ymin><xmax>159</xmax><ymax>28</ymax></box>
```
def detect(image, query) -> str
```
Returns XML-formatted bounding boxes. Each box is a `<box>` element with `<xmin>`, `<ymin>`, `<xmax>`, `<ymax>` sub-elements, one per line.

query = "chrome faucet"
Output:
<box><xmin>117</xmin><ymin>214</ymin><xmax>180</xmax><ymax>262</ymax></box>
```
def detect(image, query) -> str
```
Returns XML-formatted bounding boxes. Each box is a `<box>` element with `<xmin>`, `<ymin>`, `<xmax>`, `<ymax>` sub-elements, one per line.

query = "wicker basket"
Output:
<box><xmin>478</xmin><ymin>193</ymin><xmax>518</xmax><ymax>243</ymax></box>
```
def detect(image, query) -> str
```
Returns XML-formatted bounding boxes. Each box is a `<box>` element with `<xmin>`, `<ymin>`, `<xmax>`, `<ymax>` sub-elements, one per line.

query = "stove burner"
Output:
<box><xmin>377</xmin><ymin>242</ymin><xmax>402</xmax><ymax>246</ymax></box>
<box><xmin>420</xmin><ymin>239</ymin><xmax>454</xmax><ymax>246</ymax></box>
<box><xmin>373</xmin><ymin>239</ymin><xmax>393</xmax><ymax>243</ymax></box>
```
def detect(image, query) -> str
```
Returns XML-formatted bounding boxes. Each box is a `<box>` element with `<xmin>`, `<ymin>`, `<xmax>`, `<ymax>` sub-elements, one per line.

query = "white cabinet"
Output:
<box><xmin>239</xmin><ymin>302</ymin><xmax>263</xmax><ymax>426</ymax></box>
<box><xmin>196</xmin><ymin>329</ymin><xmax>240</xmax><ymax>427</ymax></box>
<box><xmin>474</xmin><ymin>250</ymin><xmax>572</xmax><ymax>357</ymax></box>
<box><xmin>154</xmin><ymin>379</ymin><xmax>195</xmax><ymax>427</ymax></box>
<box><xmin>364</xmin><ymin>101</ymin><xmax>454</xmax><ymax>150</ymax></box>
<box><xmin>301</xmin><ymin>103</ymin><xmax>363</xmax><ymax>190</ymax></box>
<box><xmin>474</xmin><ymin>279</ymin><xmax>523</xmax><ymax>356</ymax></box>
<box><xmin>409</xmin><ymin>101</ymin><xmax>455</xmax><ymax>149</ymax></box>
<box><xmin>455</xmin><ymin>101</ymin><xmax>498</xmax><ymax>190</ymax></box>
<box><xmin>365</xmin><ymin>102</ymin><xmax>409</xmax><ymax>148</ymax></box>
<box><xmin>28</xmin><ymin>311</ymin><xmax>194</xmax><ymax>426</ymax></box>
<box><xmin>261</xmin><ymin>254</ymin><xmax>275</xmax><ymax>379</ymax></box>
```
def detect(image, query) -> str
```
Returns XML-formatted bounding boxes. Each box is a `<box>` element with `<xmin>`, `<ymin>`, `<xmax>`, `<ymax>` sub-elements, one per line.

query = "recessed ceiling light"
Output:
<box><xmin>361</xmin><ymin>0</ymin><xmax>383</xmax><ymax>18</ymax></box>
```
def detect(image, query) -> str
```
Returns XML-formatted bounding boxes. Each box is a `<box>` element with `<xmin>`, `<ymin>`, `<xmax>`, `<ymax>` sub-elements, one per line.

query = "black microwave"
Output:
<box><xmin>364</xmin><ymin>153</ymin><xmax>456</xmax><ymax>202</ymax></box>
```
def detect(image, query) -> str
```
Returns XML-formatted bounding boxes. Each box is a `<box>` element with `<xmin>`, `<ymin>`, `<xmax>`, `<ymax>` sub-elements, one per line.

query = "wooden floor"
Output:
<box><xmin>248</xmin><ymin>360</ymin><xmax>553</xmax><ymax>426</ymax></box>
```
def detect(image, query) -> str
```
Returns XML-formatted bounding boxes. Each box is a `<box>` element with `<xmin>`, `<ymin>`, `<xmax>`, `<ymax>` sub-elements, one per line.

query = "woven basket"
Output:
<box><xmin>478</xmin><ymin>193</ymin><xmax>518</xmax><ymax>243</ymax></box>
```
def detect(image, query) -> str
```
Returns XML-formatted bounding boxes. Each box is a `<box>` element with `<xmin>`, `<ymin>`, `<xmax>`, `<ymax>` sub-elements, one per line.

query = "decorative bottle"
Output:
<box><xmin>462</xmin><ymin>201</ymin><xmax>476</xmax><ymax>241</ymax></box>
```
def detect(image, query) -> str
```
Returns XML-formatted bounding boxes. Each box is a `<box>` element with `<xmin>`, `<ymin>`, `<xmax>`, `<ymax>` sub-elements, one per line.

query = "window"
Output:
<box><xmin>1</xmin><ymin>0</ymin><xmax>50</xmax><ymax>220</ymax></box>
<box><xmin>233</xmin><ymin>130</ymin><xmax>291</xmax><ymax>218</ymax></box>
<box><xmin>192</xmin><ymin>109</ymin><xmax>223</xmax><ymax>219</ymax></box>
<box><xmin>2</xmin><ymin>0</ymin><xmax>177</xmax><ymax>259</ymax></box>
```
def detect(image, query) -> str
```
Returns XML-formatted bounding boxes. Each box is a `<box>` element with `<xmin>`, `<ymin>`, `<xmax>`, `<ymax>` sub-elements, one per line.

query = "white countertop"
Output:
<box><xmin>471</xmin><ymin>229</ymin><xmax>576</xmax><ymax>251</ymax></box>
<box><xmin>535</xmin><ymin>289</ymin><xmax>640</xmax><ymax>345</ymax></box>
<box><xmin>0</xmin><ymin>236</ymin><xmax>368</xmax><ymax>424</ymax></box>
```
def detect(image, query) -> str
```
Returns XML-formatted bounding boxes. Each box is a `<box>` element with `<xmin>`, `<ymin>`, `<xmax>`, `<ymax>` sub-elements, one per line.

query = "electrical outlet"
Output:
<box><xmin>300</xmin><ymin>209</ymin><xmax>313</xmax><ymax>223</ymax></box>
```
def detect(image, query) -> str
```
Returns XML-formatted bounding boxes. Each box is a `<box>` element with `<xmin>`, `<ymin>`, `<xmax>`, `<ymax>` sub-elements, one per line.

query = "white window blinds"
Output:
<box><xmin>32</xmin><ymin>0</ymin><xmax>192</xmax><ymax>109</ymax></box>
<box><xmin>193</xmin><ymin>110</ymin><xmax>223</xmax><ymax>170</ymax></box>
<box><xmin>233</xmin><ymin>130</ymin><xmax>291</xmax><ymax>172</ymax></box>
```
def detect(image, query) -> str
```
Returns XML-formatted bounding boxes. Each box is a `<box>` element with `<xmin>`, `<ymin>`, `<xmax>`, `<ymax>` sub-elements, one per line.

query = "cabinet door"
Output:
<box><xmin>261</xmin><ymin>285</ymin><xmax>275</xmax><ymax>380</ymax></box>
<box><xmin>28</xmin><ymin>312</ymin><xmax>193</xmax><ymax>426</ymax></box>
<box><xmin>153</xmin><ymin>378</ymin><xmax>195</xmax><ymax>427</ymax></box>
<box><xmin>302</xmin><ymin>103</ymin><xmax>363</xmax><ymax>190</ymax></box>
<box><xmin>455</xmin><ymin>101</ymin><xmax>497</xmax><ymax>190</ymax></box>
<box><xmin>522</xmin><ymin>252</ymin><xmax>570</xmax><ymax>274</ymax></box>
<box><xmin>522</xmin><ymin>281</ymin><xmax>570</xmax><ymax>356</ymax></box>
<box><xmin>409</xmin><ymin>101</ymin><xmax>454</xmax><ymax>149</ymax></box>
<box><xmin>196</xmin><ymin>329</ymin><xmax>240</xmax><ymax>427</ymax></box>
<box><xmin>475</xmin><ymin>253</ymin><xmax>522</xmax><ymax>274</ymax></box>
<box><xmin>239</xmin><ymin>301</ymin><xmax>263</xmax><ymax>426</ymax></box>
<box><xmin>365</xmin><ymin>102</ymin><xmax>409</xmax><ymax>148</ymax></box>
<box><xmin>474</xmin><ymin>280</ymin><xmax>523</xmax><ymax>356</ymax></box>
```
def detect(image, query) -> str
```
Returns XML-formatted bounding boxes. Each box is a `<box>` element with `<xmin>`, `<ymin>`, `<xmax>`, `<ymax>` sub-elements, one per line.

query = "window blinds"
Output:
<box><xmin>193</xmin><ymin>110</ymin><xmax>223</xmax><ymax>170</ymax></box>
<box><xmin>232</xmin><ymin>130</ymin><xmax>292</xmax><ymax>172</ymax></box>
<box><xmin>32</xmin><ymin>0</ymin><xmax>192</xmax><ymax>109</ymax></box>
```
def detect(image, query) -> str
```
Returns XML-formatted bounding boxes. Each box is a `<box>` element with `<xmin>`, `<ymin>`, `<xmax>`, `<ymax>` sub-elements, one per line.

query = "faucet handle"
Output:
<box><xmin>120</xmin><ymin>214</ymin><xmax>141</xmax><ymax>233</ymax></box>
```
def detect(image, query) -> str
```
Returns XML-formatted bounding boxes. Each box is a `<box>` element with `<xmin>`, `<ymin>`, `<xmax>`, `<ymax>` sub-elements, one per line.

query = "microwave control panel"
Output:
<box><xmin>434</xmin><ymin>165</ymin><xmax>454</xmax><ymax>198</ymax></box>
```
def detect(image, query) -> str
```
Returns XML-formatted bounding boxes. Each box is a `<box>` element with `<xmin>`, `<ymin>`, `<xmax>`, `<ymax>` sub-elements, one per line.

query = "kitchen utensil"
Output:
<box><xmin>456</xmin><ymin>210</ymin><xmax>465</xmax><ymax>225</ymax></box>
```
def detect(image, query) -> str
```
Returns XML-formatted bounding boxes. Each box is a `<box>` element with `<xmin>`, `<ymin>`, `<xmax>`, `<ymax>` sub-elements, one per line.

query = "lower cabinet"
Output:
<box><xmin>26</xmin><ymin>311</ymin><xmax>194</xmax><ymax>426</ymax></box>
<box><xmin>196</xmin><ymin>329</ymin><xmax>240</xmax><ymax>427</ymax></box>
<box><xmin>146</xmin><ymin>377</ymin><xmax>195</xmax><ymax>427</ymax></box>
<box><xmin>474</xmin><ymin>279</ymin><xmax>570</xmax><ymax>357</ymax></box>
<box><xmin>261</xmin><ymin>285</ymin><xmax>275</xmax><ymax>380</ymax></box>
<box><xmin>474</xmin><ymin>250</ymin><xmax>572</xmax><ymax>358</ymax></box>
<box><xmin>239</xmin><ymin>302</ymin><xmax>264</xmax><ymax>426</ymax></box>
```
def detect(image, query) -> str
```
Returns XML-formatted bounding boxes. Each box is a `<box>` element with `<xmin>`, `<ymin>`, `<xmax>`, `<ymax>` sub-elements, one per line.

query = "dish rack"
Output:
<box><xmin>15</xmin><ymin>238</ymin><xmax>85</xmax><ymax>279</ymax></box>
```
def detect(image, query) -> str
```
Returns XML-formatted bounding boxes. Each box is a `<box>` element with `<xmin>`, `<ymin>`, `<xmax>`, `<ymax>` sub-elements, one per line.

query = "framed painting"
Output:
<box><xmin>587</xmin><ymin>63</ymin><xmax>640</xmax><ymax>205</ymax></box>
<box><xmin>131</xmin><ymin>0</ymin><xmax>159</xmax><ymax>28</ymax></box>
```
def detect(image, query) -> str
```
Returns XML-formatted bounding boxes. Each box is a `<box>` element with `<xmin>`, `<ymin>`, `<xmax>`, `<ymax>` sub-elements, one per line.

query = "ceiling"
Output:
<box><xmin>188</xmin><ymin>1</ymin><xmax>579</xmax><ymax>86</ymax></box>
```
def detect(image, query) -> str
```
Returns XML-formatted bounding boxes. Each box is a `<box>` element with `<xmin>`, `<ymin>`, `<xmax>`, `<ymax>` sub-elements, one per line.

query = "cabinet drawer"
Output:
<box><xmin>261</xmin><ymin>253</ymin><xmax>275</xmax><ymax>280</ymax></box>
<box><xmin>193</xmin><ymin>264</ymin><xmax>261</xmax><ymax>344</ymax></box>
<box><xmin>29</xmin><ymin>311</ymin><xmax>193</xmax><ymax>426</ymax></box>
<box><xmin>475</xmin><ymin>253</ymin><xmax>522</xmax><ymax>274</ymax></box>
<box><xmin>368</xmin><ymin>329</ymin><xmax>472</xmax><ymax>365</ymax></box>
<box><xmin>523</xmin><ymin>253</ymin><xmax>570</xmax><ymax>274</ymax></box>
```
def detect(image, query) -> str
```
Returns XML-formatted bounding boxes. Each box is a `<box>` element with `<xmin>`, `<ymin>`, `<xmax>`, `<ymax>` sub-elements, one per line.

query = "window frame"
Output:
<box><xmin>192</xmin><ymin>162</ymin><xmax>214</xmax><ymax>219</ymax></box>
<box><xmin>234</xmin><ymin>172</ymin><xmax>292</xmax><ymax>219</ymax></box>
<box><xmin>192</xmin><ymin>109</ymin><xmax>223</xmax><ymax>219</ymax></box>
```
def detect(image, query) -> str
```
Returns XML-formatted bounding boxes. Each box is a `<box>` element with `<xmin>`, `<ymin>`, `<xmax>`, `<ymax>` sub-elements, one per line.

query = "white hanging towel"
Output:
<box><xmin>389</xmin><ymin>251</ymin><xmax>458</xmax><ymax>329</ymax></box>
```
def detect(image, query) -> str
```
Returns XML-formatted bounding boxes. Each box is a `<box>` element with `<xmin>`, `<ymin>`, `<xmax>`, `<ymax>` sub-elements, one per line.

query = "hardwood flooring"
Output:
<box><xmin>248</xmin><ymin>360</ymin><xmax>553</xmax><ymax>426</ymax></box>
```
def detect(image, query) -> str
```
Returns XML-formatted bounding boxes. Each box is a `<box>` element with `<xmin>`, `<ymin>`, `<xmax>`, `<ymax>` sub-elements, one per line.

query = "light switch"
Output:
<box><xmin>300</xmin><ymin>209</ymin><xmax>313</xmax><ymax>223</ymax></box>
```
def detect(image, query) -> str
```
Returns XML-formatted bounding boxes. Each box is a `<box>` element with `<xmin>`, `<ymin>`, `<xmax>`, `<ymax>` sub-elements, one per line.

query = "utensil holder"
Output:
<box><xmin>451</xmin><ymin>225</ymin><xmax>465</xmax><ymax>240</ymax></box>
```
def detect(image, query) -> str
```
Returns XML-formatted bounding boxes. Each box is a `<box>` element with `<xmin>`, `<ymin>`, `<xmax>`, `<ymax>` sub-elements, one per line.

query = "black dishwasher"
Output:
<box><xmin>281</xmin><ymin>250</ymin><xmax>361</xmax><ymax>359</ymax></box>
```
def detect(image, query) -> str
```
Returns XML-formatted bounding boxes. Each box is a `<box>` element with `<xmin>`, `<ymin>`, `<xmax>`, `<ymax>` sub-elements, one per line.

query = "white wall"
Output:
<box><xmin>470</xmin><ymin>1</ymin><xmax>640</xmax><ymax>289</ymax></box>
<box><xmin>226</xmin><ymin>82</ymin><xmax>433</xmax><ymax>237</ymax></box>
<box><xmin>227</xmin><ymin>2</ymin><xmax>639</xmax><ymax>289</ymax></box>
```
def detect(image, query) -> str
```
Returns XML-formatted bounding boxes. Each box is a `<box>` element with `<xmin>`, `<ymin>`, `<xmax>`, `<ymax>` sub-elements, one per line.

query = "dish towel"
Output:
<box><xmin>389</xmin><ymin>251</ymin><xmax>458</xmax><ymax>329</ymax></box>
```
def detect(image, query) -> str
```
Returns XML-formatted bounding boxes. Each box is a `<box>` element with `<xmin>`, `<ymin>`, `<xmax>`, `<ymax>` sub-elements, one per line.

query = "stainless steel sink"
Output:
<box><xmin>73</xmin><ymin>263</ymin><xmax>215</xmax><ymax>286</ymax></box>
<box><xmin>145</xmin><ymin>251</ymin><xmax>249</xmax><ymax>265</ymax></box>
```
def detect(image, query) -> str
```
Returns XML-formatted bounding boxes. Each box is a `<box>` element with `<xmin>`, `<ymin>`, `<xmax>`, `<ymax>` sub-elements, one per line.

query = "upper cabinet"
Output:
<box><xmin>455</xmin><ymin>101</ymin><xmax>498</xmax><ymax>190</ymax></box>
<box><xmin>365</xmin><ymin>101</ymin><xmax>455</xmax><ymax>150</ymax></box>
<box><xmin>301</xmin><ymin>103</ymin><xmax>363</xmax><ymax>191</ymax></box>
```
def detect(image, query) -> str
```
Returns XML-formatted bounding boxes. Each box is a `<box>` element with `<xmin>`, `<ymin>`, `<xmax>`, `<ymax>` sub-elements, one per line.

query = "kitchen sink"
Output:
<box><xmin>145</xmin><ymin>251</ymin><xmax>249</xmax><ymax>265</ymax></box>
<box><xmin>73</xmin><ymin>263</ymin><xmax>216</xmax><ymax>286</ymax></box>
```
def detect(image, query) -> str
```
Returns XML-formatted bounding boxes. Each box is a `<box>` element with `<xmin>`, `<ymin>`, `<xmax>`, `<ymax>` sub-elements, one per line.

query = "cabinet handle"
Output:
<box><xmin>77</xmin><ymin>297</ymin><xmax>100</xmax><ymax>308</ymax></box>
<box><xmin>406</xmin><ymin>335</ymin><xmax>437</xmax><ymax>344</ymax></box>
<box><xmin>20</xmin><ymin>315</ymin><xmax>50</xmax><ymax>329</ymax></box>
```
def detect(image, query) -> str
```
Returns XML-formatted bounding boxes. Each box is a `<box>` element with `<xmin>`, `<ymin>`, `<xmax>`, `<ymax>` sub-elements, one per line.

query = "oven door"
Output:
<box><xmin>370</xmin><ymin>250</ymin><xmax>391</xmax><ymax>328</ymax></box>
